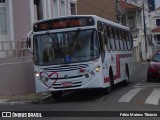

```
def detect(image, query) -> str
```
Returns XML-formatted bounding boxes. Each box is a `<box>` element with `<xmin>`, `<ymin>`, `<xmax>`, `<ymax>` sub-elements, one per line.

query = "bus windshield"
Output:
<box><xmin>33</xmin><ymin>29</ymin><xmax>100</xmax><ymax>66</ymax></box>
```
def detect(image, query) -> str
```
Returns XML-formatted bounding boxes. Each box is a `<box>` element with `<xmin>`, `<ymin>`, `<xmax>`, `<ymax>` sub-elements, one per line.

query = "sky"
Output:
<box><xmin>155</xmin><ymin>0</ymin><xmax>160</xmax><ymax>8</ymax></box>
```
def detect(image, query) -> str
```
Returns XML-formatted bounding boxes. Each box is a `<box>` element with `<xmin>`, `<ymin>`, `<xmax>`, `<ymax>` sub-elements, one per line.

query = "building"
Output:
<box><xmin>118</xmin><ymin>0</ymin><xmax>154</xmax><ymax>62</ymax></box>
<box><xmin>0</xmin><ymin>0</ymin><xmax>77</xmax><ymax>95</ymax></box>
<box><xmin>77</xmin><ymin>0</ymin><xmax>116</xmax><ymax>22</ymax></box>
<box><xmin>148</xmin><ymin>0</ymin><xmax>155</xmax><ymax>11</ymax></box>
<box><xmin>77</xmin><ymin>0</ymin><xmax>153</xmax><ymax>62</ymax></box>
<box><xmin>149</xmin><ymin>7</ymin><xmax>160</xmax><ymax>52</ymax></box>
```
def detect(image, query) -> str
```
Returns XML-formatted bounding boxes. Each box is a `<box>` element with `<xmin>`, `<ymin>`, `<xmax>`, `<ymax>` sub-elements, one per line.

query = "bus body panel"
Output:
<box><xmin>34</xmin><ymin>58</ymin><xmax>107</xmax><ymax>93</ymax></box>
<box><xmin>30</xmin><ymin>15</ymin><xmax>134</xmax><ymax>94</ymax></box>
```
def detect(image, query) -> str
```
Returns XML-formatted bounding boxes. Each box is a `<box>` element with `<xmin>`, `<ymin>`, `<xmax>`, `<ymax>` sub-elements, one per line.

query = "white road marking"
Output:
<box><xmin>133</xmin><ymin>83</ymin><xmax>141</xmax><ymax>88</ymax></box>
<box><xmin>118</xmin><ymin>88</ymin><xmax>143</xmax><ymax>102</ymax></box>
<box><xmin>134</xmin><ymin>83</ymin><xmax>160</xmax><ymax>88</ymax></box>
<box><xmin>145</xmin><ymin>89</ymin><xmax>160</xmax><ymax>105</ymax></box>
<box><xmin>97</xmin><ymin>95</ymin><xmax>109</xmax><ymax>102</ymax></box>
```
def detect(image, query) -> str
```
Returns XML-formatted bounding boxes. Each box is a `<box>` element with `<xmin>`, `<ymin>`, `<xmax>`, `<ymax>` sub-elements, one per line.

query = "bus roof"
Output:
<box><xmin>33</xmin><ymin>15</ymin><xmax>129</xmax><ymax>32</ymax></box>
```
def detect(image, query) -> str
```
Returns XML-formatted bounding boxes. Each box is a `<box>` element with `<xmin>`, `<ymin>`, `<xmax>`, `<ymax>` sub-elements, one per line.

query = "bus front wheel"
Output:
<box><xmin>102</xmin><ymin>70</ymin><xmax>113</xmax><ymax>94</ymax></box>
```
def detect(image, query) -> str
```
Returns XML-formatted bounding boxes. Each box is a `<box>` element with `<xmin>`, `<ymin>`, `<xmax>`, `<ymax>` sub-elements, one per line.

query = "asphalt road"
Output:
<box><xmin>1</xmin><ymin>62</ymin><xmax>160</xmax><ymax>120</ymax></box>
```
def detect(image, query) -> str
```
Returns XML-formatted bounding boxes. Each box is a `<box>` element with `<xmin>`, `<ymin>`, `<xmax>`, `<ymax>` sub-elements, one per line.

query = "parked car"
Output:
<box><xmin>147</xmin><ymin>52</ymin><xmax>160</xmax><ymax>82</ymax></box>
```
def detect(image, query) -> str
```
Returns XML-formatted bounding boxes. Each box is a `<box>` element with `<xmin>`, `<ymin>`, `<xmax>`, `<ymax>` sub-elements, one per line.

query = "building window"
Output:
<box><xmin>70</xmin><ymin>2</ymin><xmax>76</xmax><ymax>15</ymax></box>
<box><xmin>0</xmin><ymin>0</ymin><xmax>7</xmax><ymax>35</ymax></box>
<box><xmin>0</xmin><ymin>0</ymin><xmax>5</xmax><ymax>3</ymax></box>
<box><xmin>157</xmin><ymin>35</ymin><xmax>160</xmax><ymax>45</ymax></box>
<box><xmin>128</xmin><ymin>16</ymin><xmax>135</xmax><ymax>28</ymax></box>
<box><xmin>156</xmin><ymin>19</ymin><xmax>160</xmax><ymax>27</ymax></box>
<box><xmin>53</xmin><ymin>0</ymin><xmax>58</xmax><ymax>17</ymax></box>
<box><xmin>60</xmin><ymin>0</ymin><xmax>65</xmax><ymax>16</ymax></box>
<box><xmin>35</xmin><ymin>0</ymin><xmax>43</xmax><ymax>20</ymax></box>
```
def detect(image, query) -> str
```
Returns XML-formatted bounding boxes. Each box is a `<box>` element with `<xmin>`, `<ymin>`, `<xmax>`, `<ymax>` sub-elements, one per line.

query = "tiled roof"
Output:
<box><xmin>152</xmin><ymin>27</ymin><xmax>160</xmax><ymax>32</ymax></box>
<box><xmin>118</xmin><ymin>0</ymin><xmax>141</xmax><ymax>10</ymax></box>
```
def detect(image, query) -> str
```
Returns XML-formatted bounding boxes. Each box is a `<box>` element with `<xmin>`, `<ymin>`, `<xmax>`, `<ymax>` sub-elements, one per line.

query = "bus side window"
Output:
<box><xmin>124</xmin><ymin>31</ymin><xmax>129</xmax><ymax>50</ymax></box>
<box><xmin>114</xmin><ymin>27</ymin><xmax>120</xmax><ymax>50</ymax></box>
<box><xmin>112</xmin><ymin>27</ymin><xmax>117</xmax><ymax>50</ymax></box>
<box><xmin>109</xmin><ymin>26</ymin><xmax>116</xmax><ymax>50</ymax></box>
<box><xmin>130</xmin><ymin>34</ymin><xmax>133</xmax><ymax>50</ymax></box>
<box><xmin>104</xmin><ymin>25</ymin><xmax>111</xmax><ymax>51</ymax></box>
<box><xmin>117</xmin><ymin>28</ymin><xmax>121</xmax><ymax>50</ymax></box>
<box><xmin>119</xmin><ymin>29</ymin><xmax>124</xmax><ymax>51</ymax></box>
<box><xmin>106</xmin><ymin>25</ymin><xmax>112</xmax><ymax>50</ymax></box>
<box><xmin>122</xmin><ymin>30</ymin><xmax>127</xmax><ymax>50</ymax></box>
<box><xmin>98</xmin><ymin>32</ymin><xmax>105</xmax><ymax>61</ymax></box>
<box><xmin>126</xmin><ymin>32</ymin><xmax>130</xmax><ymax>50</ymax></box>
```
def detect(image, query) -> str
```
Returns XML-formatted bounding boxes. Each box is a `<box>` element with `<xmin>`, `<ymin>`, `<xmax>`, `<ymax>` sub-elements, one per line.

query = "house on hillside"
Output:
<box><xmin>118</xmin><ymin>0</ymin><xmax>154</xmax><ymax>61</ymax></box>
<box><xmin>149</xmin><ymin>7</ymin><xmax>160</xmax><ymax>52</ymax></box>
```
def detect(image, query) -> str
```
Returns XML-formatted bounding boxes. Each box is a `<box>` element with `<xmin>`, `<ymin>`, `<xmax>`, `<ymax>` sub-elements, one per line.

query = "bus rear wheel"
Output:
<box><xmin>123</xmin><ymin>66</ymin><xmax>129</xmax><ymax>86</ymax></box>
<box><xmin>51</xmin><ymin>91</ymin><xmax>63</xmax><ymax>100</ymax></box>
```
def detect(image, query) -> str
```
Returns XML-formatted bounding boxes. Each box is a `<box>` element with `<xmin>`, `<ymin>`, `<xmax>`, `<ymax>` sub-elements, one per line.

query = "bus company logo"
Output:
<box><xmin>2</xmin><ymin>112</ymin><xmax>11</xmax><ymax>117</ymax></box>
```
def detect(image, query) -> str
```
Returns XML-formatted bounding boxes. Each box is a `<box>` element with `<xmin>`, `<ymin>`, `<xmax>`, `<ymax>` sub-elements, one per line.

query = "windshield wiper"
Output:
<box><xmin>73</xmin><ymin>28</ymin><xmax>81</xmax><ymax>47</ymax></box>
<box><xmin>46</xmin><ymin>32</ymin><xmax>59</xmax><ymax>50</ymax></box>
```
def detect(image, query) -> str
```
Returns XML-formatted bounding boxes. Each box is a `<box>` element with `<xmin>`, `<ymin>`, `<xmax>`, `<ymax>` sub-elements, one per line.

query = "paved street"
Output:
<box><xmin>1</xmin><ymin>62</ymin><xmax>160</xmax><ymax>119</ymax></box>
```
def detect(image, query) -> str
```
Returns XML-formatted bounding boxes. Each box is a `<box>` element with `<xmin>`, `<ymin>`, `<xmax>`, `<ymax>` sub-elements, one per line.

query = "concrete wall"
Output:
<box><xmin>0</xmin><ymin>57</ymin><xmax>35</xmax><ymax>95</ymax></box>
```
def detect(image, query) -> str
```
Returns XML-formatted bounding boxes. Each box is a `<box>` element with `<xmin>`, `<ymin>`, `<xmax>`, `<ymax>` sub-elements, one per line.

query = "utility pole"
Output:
<box><xmin>115</xmin><ymin>0</ymin><xmax>119</xmax><ymax>23</ymax></box>
<box><xmin>142</xmin><ymin>1</ymin><xmax>148</xmax><ymax>59</ymax></box>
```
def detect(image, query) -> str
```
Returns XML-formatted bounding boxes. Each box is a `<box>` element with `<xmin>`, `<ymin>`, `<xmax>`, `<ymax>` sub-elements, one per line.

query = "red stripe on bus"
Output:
<box><xmin>104</xmin><ymin>77</ymin><xmax>110</xmax><ymax>83</ymax></box>
<box><xmin>104</xmin><ymin>54</ymin><xmax>132</xmax><ymax>83</ymax></box>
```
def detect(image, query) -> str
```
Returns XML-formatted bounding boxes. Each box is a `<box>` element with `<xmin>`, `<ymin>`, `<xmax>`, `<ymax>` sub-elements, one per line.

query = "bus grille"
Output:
<box><xmin>43</xmin><ymin>64</ymin><xmax>89</xmax><ymax>72</ymax></box>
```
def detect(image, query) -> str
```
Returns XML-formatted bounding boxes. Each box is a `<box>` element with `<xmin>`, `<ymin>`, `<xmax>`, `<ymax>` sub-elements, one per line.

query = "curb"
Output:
<box><xmin>32</xmin><ymin>94</ymin><xmax>52</xmax><ymax>104</ymax></box>
<box><xmin>0</xmin><ymin>94</ymin><xmax>52</xmax><ymax>105</ymax></box>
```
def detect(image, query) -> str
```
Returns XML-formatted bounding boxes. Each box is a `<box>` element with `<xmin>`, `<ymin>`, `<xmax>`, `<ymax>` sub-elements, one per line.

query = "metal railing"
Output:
<box><xmin>0</xmin><ymin>39</ymin><xmax>31</xmax><ymax>58</ymax></box>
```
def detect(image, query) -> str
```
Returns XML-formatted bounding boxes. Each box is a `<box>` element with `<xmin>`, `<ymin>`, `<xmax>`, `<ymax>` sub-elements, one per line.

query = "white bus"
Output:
<box><xmin>28</xmin><ymin>15</ymin><xmax>134</xmax><ymax>99</ymax></box>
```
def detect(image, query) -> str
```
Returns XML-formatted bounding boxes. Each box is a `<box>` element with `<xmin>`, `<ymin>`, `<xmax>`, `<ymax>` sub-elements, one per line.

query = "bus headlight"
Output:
<box><xmin>35</xmin><ymin>71</ymin><xmax>40</xmax><ymax>78</ymax></box>
<box><xmin>35</xmin><ymin>73</ymin><xmax>40</xmax><ymax>77</ymax></box>
<box><xmin>95</xmin><ymin>65</ymin><xmax>100</xmax><ymax>72</ymax></box>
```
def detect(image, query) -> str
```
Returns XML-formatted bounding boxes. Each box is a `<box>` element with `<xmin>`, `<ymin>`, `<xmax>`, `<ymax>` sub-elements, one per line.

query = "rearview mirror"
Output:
<box><xmin>27</xmin><ymin>37</ymin><xmax>31</xmax><ymax>48</ymax></box>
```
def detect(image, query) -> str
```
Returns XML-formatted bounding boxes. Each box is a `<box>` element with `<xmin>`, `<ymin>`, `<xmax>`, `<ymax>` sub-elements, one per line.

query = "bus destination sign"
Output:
<box><xmin>33</xmin><ymin>17</ymin><xmax>95</xmax><ymax>32</ymax></box>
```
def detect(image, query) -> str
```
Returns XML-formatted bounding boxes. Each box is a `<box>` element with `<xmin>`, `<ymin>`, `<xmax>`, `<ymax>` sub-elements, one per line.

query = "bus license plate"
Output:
<box><xmin>61</xmin><ymin>82</ymin><xmax>72</xmax><ymax>87</ymax></box>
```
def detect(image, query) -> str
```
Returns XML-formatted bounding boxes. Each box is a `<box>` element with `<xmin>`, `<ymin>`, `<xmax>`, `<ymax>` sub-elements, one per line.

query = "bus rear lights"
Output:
<box><xmin>95</xmin><ymin>65</ymin><xmax>100</xmax><ymax>72</ymax></box>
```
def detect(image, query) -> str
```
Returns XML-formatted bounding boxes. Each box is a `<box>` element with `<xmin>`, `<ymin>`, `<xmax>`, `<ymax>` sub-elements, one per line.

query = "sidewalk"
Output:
<box><xmin>0</xmin><ymin>92</ymin><xmax>52</xmax><ymax>104</ymax></box>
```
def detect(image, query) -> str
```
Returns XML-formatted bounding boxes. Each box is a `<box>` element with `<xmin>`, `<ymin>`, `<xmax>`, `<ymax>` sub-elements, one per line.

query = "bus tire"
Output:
<box><xmin>102</xmin><ymin>68</ymin><xmax>114</xmax><ymax>94</ymax></box>
<box><xmin>51</xmin><ymin>91</ymin><xmax>63</xmax><ymax>100</ymax></box>
<box><xmin>109</xmin><ymin>67</ymin><xmax>114</xmax><ymax>87</ymax></box>
<box><xmin>123</xmin><ymin>65</ymin><xmax>129</xmax><ymax>86</ymax></box>
<box><xmin>102</xmin><ymin>86</ymin><xmax>111</xmax><ymax>94</ymax></box>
